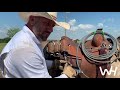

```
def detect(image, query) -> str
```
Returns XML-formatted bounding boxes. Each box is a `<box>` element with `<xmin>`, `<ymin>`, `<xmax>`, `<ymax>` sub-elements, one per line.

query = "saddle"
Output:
<box><xmin>80</xmin><ymin>36</ymin><xmax>111</xmax><ymax>78</ymax></box>
<box><xmin>43</xmin><ymin>30</ymin><xmax>117</xmax><ymax>78</ymax></box>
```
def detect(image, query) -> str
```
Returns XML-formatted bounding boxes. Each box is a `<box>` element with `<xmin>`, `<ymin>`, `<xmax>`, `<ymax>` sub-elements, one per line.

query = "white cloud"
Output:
<box><xmin>97</xmin><ymin>23</ymin><xmax>104</xmax><ymax>28</ymax></box>
<box><xmin>68</xmin><ymin>19</ymin><xmax>76</xmax><ymax>26</ymax></box>
<box><xmin>68</xmin><ymin>19</ymin><xmax>96</xmax><ymax>32</ymax></box>
<box><xmin>70</xmin><ymin>26</ymin><xmax>79</xmax><ymax>31</ymax></box>
<box><xmin>78</xmin><ymin>24</ymin><xmax>95</xmax><ymax>30</ymax></box>
<box><xmin>85</xmin><ymin>30</ymin><xmax>96</xmax><ymax>34</ymax></box>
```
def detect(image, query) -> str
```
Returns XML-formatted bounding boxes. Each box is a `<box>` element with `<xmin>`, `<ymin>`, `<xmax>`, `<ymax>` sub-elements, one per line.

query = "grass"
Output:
<box><xmin>0</xmin><ymin>43</ymin><xmax>7</xmax><ymax>53</ymax></box>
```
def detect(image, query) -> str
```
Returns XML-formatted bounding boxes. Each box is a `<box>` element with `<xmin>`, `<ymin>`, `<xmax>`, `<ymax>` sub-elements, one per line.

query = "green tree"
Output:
<box><xmin>7</xmin><ymin>27</ymin><xmax>20</xmax><ymax>38</ymax></box>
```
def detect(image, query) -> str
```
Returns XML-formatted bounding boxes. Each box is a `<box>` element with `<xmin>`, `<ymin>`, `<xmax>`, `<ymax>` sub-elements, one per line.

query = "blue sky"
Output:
<box><xmin>0</xmin><ymin>12</ymin><xmax>120</xmax><ymax>40</ymax></box>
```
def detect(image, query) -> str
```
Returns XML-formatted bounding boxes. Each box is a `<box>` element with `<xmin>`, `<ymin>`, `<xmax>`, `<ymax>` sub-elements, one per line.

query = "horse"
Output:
<box><xmin>43</xmin><ymin>29</ymin><xmax>119</xmax><ymax>78</ymax></box>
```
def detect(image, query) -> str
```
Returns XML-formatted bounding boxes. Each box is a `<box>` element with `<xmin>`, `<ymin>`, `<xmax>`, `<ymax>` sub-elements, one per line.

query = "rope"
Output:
<box><xmin>75</xmin><ymin>31</ymin><xmax>118</xmax><ymax>78</ymax></box>
<box><xmin>81</xmin><ymin>32</ymin><xmax>117</xmax><ymax>63</ymax></box>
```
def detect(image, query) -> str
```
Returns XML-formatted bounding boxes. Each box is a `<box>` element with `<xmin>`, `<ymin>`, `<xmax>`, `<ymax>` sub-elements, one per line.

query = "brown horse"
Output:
<box><xmin>43</xmin><ymin>31</ymin><xmax>118</xmax><ymax>78</ymax></box>
<box><xmin>59</xmin><ymin>35</ymin><xmax>112</xmax><ymax>78</ymax></box>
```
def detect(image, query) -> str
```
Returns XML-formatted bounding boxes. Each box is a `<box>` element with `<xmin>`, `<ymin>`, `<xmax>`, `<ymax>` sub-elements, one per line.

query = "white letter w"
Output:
<box><xmin>99</xmin><ymin>66</ymin><xmax>118</xmax><ymax>76</ymax></box>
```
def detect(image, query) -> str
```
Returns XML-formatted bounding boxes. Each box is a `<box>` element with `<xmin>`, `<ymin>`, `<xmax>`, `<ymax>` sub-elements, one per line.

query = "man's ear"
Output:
<box><xmin>29</xmin><ymin>15</ymin><xmax>35</xmax><ymax>26</ymax></box>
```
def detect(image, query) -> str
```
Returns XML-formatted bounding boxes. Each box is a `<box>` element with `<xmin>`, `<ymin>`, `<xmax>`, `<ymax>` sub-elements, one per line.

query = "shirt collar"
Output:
<box><xmin>22</xmin><ymin>25</ymin><xmax>41</xmax><ymax>45</ymax></box>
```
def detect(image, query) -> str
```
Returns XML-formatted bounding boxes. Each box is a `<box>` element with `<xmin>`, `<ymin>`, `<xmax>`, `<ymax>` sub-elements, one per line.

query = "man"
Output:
<box><xmin>0</xmin><ymin>12</ymin><xmax>76</xmax><ymax>78</ymax></box>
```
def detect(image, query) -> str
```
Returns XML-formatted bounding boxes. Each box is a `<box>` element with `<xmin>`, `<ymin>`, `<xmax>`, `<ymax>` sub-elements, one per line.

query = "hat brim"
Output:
<box><xmin>19</xmin><ymin>12</ymin><xmax>70</xmax><ymax>30</ymax></box>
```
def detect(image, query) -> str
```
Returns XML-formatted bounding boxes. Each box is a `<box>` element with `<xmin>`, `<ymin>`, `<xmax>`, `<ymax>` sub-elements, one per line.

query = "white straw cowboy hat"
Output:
<box><xmin>19</xmin><ymin>12</ymin><xmax>70</xmax><ymax>30</ymax></box>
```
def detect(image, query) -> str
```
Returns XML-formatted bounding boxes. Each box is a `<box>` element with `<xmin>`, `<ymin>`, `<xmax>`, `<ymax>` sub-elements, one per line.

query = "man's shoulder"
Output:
<box><xmin>10</xmin><ymin>46</ymin><xmax>36</xmax><ymax>56</ymax></box>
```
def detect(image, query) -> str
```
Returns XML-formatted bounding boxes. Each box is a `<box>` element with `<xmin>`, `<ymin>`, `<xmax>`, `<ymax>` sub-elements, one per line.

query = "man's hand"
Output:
<box><xmin>53</xmin><ymin>60</ymin><xmax>70</xmax><ymax>70</ymax></box>
<box><xmin>62</xmin><ymin>63</ymin><xmax>77</xmax><ymax>78</ymax></box>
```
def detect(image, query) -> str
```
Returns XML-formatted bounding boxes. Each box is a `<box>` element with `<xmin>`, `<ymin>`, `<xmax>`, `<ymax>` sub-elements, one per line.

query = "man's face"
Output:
<box><xmin>32</xmin><ymin>16</ymin><xmax>55</xmax><ymax>41</ymax></box>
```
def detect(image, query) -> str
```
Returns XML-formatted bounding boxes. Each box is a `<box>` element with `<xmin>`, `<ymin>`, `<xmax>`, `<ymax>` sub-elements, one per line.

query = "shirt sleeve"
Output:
<box><xmin>55</xmin><ymin>74</ymin><xmax>68</xmax><ymax>78</ymax></box>
<box><xmin>5</xmin><ymin>47</ymin><xmax>68</xmax><ymax>78</ymax></box>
